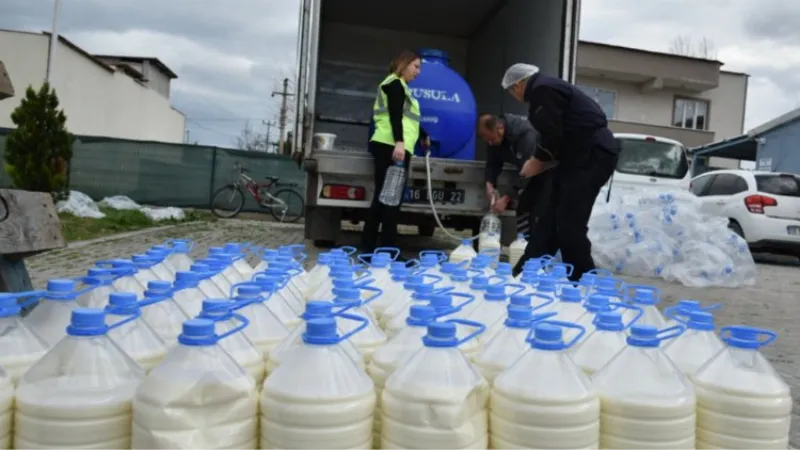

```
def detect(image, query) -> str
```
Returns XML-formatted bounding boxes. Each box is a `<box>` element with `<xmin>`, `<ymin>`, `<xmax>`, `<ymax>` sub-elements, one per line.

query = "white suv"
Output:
<box><xmin>690</xmin><ymin>169</ymin><xmax>800</xmax><ymax>256</ymax></box>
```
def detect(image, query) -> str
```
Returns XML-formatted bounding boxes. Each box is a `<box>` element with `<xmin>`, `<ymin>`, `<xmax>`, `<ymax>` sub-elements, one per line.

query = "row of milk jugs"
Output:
<box><xmin>1</xmin><ymin>245</ymin><xmax>792</xmax><ymax>449</ymax></box>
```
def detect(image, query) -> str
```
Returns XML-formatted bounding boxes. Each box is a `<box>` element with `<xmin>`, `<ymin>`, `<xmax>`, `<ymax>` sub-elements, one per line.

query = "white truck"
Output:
<box><xmin>292</xmin><ymin>0</ymin><xmax>581</xmax><ymax>247</ymax></box>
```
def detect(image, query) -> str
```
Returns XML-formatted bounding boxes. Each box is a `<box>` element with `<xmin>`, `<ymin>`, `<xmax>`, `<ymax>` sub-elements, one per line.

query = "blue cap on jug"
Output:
<box><xmin>66</xmin><ymin>308</ymin><xmax>108</xmax><ymax>336</ymax></box>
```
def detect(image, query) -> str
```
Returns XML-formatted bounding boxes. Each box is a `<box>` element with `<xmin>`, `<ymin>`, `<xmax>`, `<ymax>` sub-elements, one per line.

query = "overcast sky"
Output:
<box><xmin>2</xmin><ymin>0</ymin><xmax>798</xmax><ymax>147</ymax></box>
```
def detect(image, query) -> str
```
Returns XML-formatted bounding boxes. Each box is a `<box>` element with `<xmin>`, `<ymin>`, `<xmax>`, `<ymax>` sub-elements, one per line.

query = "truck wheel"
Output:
<box><xmin>418</xmin><ymin>223</ymin><xmax>435</xmax><ymax>237</ymax></box>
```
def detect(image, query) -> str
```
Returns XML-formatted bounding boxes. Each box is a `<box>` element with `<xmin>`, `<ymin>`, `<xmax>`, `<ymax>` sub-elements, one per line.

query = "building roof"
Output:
<box><xmin>578</xmin><ymin>40</ymin><xmax>724</xmax><ymax>66</ymax></box>
<box><xmin>92</xmin><ymin>55</ymin><xmax>178</xmax><ymax>79</ymax></box>
<box><xmin>748</xmin><ymin>107</ymin><xmax>800</xmax><ymax>136</ymax></box>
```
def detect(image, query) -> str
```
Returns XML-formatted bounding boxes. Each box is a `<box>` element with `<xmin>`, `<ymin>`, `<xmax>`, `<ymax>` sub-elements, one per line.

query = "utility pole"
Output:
<box><xmin>271</xmin><ymin>78</ymin><xmax>294</xmax><ymax>155</ymax></box>
<box><xmin>45</xmin><ymin>0</ymin><xmax>62</xmax><ymax>83</ymax></box>
<box><xmin>262</xmin><ymin>120</ymin><xmax>275</xmax><ymax>153</ymax></box>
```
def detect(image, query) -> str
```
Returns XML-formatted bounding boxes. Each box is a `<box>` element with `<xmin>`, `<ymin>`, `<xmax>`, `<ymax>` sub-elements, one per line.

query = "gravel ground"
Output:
<box><xmin>25</xmin><ymin>219</ymin><xmax>800</xmax><ymax>447</ymax></box>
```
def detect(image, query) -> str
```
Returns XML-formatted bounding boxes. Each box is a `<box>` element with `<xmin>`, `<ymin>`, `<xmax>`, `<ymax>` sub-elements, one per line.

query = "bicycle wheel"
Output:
<box><xmin>268</xmin><ymin>188</ymin><xmax>305</xmax><ymax>223</ymax></box>
<box><xmin>211</xmin><ymin>185</ymin><xmax>246</xmax><ymax>219</ymax></box>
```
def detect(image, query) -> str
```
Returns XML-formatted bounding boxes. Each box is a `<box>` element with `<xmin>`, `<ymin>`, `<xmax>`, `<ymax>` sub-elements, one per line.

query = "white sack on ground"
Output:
<box><xmin>589</xmin><ymin>187</ymin><xmax>757</xmax><ymax>288</ymax></box>
<box><xmin>99</xmin><ymin>195</ymin><xmax>141</xmax><ymax>210</ymax></box>
<box><xmin>56</xmin><ymin>191</ymin><xmax>105</xmax><ymax>218</ymax></box>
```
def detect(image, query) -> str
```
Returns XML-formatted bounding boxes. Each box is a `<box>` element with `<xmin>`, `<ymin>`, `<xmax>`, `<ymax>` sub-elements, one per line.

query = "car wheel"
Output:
<box><xmin>728</xmin><ymin>220</ymin><xmax>745</xmax><ymax>239</ymax></box>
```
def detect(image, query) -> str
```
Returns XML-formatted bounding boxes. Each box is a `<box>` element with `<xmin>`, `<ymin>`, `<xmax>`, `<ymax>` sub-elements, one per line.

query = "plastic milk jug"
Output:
<box><xmin>0</xmin><ymin>292</ymin><xmax>49</xmax><ymax>385</ymax></box>
<box><xmin>662</xmin><ymin>310</ymin><xmax>724</xmax><ymax>376</ymax></box>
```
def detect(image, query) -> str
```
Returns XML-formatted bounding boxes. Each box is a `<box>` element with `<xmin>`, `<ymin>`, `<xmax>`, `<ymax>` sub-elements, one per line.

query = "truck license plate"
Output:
<box><xmin>404</xmin><ymin>187</ymin><xmax>465</xmax><ymax>204</ymax></box>
<box><xmin>788</xmin><ymin>226</ymin><xmax>800</xmax><ymax>236</ymax></box>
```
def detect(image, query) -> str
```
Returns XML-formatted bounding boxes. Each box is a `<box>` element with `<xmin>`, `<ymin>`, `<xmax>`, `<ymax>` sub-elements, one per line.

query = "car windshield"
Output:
<box><xmin>755</xmin><ymin>174</ymin><xmax>800</xmax><ymax>197</ymax></box>
<box><xmin>616</xmin><ymin>138</ymin><xmax>689</xmax><ymax>179</ymax></box>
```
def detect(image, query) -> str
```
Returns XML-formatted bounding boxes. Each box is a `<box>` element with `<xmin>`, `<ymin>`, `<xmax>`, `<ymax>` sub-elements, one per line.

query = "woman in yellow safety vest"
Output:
<box><xmin>361</xmin><ymin>49</ymin><xmax>430</xmax><ymax>254</ymax></box>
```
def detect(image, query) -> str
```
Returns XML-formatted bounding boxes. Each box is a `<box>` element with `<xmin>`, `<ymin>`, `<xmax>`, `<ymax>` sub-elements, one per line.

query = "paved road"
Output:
<box><xmin>26</xmin><ymin>219</ymin><xmax>800</xmax><ymax>446</ymax></box>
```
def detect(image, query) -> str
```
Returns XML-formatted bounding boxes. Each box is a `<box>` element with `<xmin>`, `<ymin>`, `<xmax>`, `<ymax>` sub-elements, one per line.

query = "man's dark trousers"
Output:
<box><xmin>516</xmin><ymin>147</ymin><xmax>617</xmax><ymax>281</ymax></box>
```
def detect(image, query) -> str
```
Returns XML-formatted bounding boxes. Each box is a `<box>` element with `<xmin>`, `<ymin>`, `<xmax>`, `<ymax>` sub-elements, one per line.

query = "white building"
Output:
<box><xmin>0</xmin><ymin>29</ymin><xmax>185</xmax><ymax>143</ymax></box>
<box><xmin>577</xmin><ymin>41</ymin><xmax>749</xmax><ymax>168</ymax></box>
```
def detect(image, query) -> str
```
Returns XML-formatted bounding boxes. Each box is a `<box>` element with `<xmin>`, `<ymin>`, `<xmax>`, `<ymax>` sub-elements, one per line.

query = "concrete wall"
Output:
<box><xmin>0</xmin><ymin>30</ymin><xmax>185</xmax><ymax>143</ymax></box>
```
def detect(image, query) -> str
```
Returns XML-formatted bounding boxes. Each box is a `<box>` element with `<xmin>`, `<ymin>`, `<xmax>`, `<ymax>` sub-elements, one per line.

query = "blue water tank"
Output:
<box><xmin>409</xmin><ymin>49</ymin><xmax>477</xmax><ymax>160</ymax></box>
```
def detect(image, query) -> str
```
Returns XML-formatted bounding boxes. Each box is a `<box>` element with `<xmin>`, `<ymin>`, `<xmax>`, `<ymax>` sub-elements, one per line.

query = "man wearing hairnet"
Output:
<box><xmin>501</xmin><ymin>63</ymin><xmax>619</xmax><ymax>280</ymax></box>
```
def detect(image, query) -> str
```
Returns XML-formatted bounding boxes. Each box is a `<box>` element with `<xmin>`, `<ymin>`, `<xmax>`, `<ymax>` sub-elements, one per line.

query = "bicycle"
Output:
<box><xmin>210</xmin><ymin>162</ymin><xmax>305</xmax><ymax>222</ymax></box>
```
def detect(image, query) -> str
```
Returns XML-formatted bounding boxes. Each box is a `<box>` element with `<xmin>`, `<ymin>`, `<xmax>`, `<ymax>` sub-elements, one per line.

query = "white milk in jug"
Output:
<box><xmin>22</xmin><ymin>279</ymin><xmax>82</xmax><ymax>348</ymax></box>
<box><xmin>491</xmin><ymin>321</ymin><xmax>599</xmax><ymax>449</ymax></box>
<box><xmin>197</xmin><ymin>299</ymin><xmax>265</xmax><ymax>385</ymax></box>
<box><xmin>104</xmin><ymin>292</ymin><xmax>168</xmax><ymax>372</ymax></box>
<box><xmin>450</xmin><ymin>239</ymin><xmax>477</xmax><ymax>265</ymax></box>
<box><xmin>571</xmin><ymin>311</ymin><xmax>632</xmax><ymax>376</ymax></box>
<box><xmin>171</xmin><ymin>271</ymin><xmax>209</xmax><ymax>318</ymax></box>
<box><xmin>381</xmin><ymin>321</ymin><xmax>489</xmax><ymax>449</ymax></box>
<box><xmin>140</xmin><ymin>281</ymin><xmax>189</xmax><ymax>346</ymax></box>
<box><xmin>662</xmin><ymin>310</ymin><xmax>724</xmax><ymax>376</ymax></box>
<box><xmin>164</xmin><ymin>239</ymin><xmax>195</xmax><ymax>273</ymax></box>
<box><xmin>132</xmin><ymin>319</ymin><xmax>258</xmax><ymax>449</ymax></box>
<box><xmin>592</xmin><ymin>324</ymin><xmax>696</xmax><ymax>449</ymax></box>
<box><xmin>76</xmin><ymin>268</ymin><xmax>117</xmax><ymax>308</ymax></box>
<box><xmin>0</xmin><ymin>292</ymin><xmax>49</xmax><ymax>385</ymax></box>
<box><xmin>332</xmin><ymin>288</ymin><xmax>386</xmax><ymax>362</ymax></box>
<box><xmin>229</xmin><ymin>284</ymin><xmax>290</xmax><ymax>356</ymax></box>
<box><xmin>14</xmin><ymin>308</ymin><xmax>145</xmax><ymax>448</ymax></box>
<box><xmin>261</xmin><ymin>317</ymin><xmax>375</xmax><ymax>449</ymax></box>
<box><xmin>0</xmin><ymin>368</ymin><xmax>11</xmax><ymax>449</ymax></box>
<box><xmin>623</xmin><ymin>285</ymin><xmax>667</xmax><ymax>330</ymax></box>
<box><xmin>692</xmin><ymin>326</ymin><xmax>792</xmax><ymax>449</ymax></box>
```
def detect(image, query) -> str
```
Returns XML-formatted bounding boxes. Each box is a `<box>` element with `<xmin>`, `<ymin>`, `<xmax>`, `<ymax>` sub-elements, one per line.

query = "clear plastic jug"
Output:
<box><xmin>450</xmin><ymin>239</ymin><xmax>477</xmax><ymax>264</ymax></box>
<box><xmin>332</xmin><ymin>287</ymin><xmax>386</xmax><ymax>361</ymax></box>
<box><xmin>302</xmin><ymin>251</ymin><xmax>334</xmax><ymax>295</ymax></box>
<box><xmin>76</xmin><ymin>268</ymin><xmax>117</xmax><ymax>308</ymax></box>
<box><xmin>592</xmin><ymin>324</ymin><xmax>696</xmax><ymax>449</ymax></box>
<box><xmin>385</xmin><ymin>290</ymin><xmax>471</xmax><ymax>339</ymax></box>
<box><xmin>623</xmin><ymin>284</ymin><xmax>667</xmax><ymax>330</ymax></box>
<box><xmin>196</xmin><ymin>299</ymin><xmax>265</xmax><ymax>385</ymax></box>
<box><xmin>170</xmin><ymin>271</ymin><xmax>209</xmax><ymax>318</ymax></box>
<box><xmin>533</xmin><ymin>275</ymin><xmax>559</xmax><ymax>306</ymax></box>
<box><xmin>258</xmin><ymin>264</ymin><xmax>306</xmax><ymax>312</ymax></box>
<box><xmin>251</xmin><ymin>274</ymin><xmax>303</xmax><ymax>329</ymax></box>
<box><xmin>22</xmin><ymin>279</ymin><xmax>83</xmax><ymax>348</ymax></box>
<box><xmin>664</xmin><ymin>299</ymin><xmax>721</xmax><ymax>329</ymax></box>
<box><xmin>491</xmin><ymin>321</ymin><xmax>599</xmax><ymax>449</ymax></box>
<box><xmin>455</xmin><ymin>275</ymin><xmax>497</xmax><ymax>319</ymax></box>
<box><xmin>96</xmin><ymin>259</ymin><xmax>146</xmax><ymax>297</ymax></box>
<box><xmin>306</xmin><ymin>258</ymin><xmax>353</xmax><ymax>302</ymax></box>
<box><xmin>662</xmin><ymin>310</ymin><xmax>724</xmax><ymax>376</ymax></box>
<box><xmin>104</xmin><ymin>292</ymin><xmax>167</xmax><ymax>372</ymax></box>
<box><xmin>195</xmin><ymin>258</ymin><xmax>234</xmax><ymax>294</ymax></box>
<box><xmin>571</xmin><ymin>310</ymin><xmax>641</xmax><ymax>376</ymax></box>
<box><xmin>473</xmin><ymin>305</ymin><xmax>556</xmax><ymax>384</ymax></box>
<box><xmin>222</xmin><ymin>242</ymin><xmax>256</xmax><ymax>281</ymax></box>
<box><xmin>228</xmin><ymin>284</ymin><xmax>290</xmax><ymax>356</ymax></box>
<box><xmin>574</xmin><ymin>294</ymin><xmax>642</xmax><ymax>340</ymax></box>
<box><xmin>483</xmin><ymin>292</ymin><xmax>554</xmax><ymax>344</ymax></box>
<box><xmin>130</xmin><ymin>254</ymin><xmax>164</xmax><ymax>286</ymax></box>
<box><xmin>592</xmin><ymin>276</ymin><xmax>626</xmax><ymax>303</ymax></box>
<box><xmin>132</xmin><ymin>318</ymin><xmax>258</xmax><ymax>449</ymax></box>
<box><xmin>277</xmin><ymin>245</ymin><xmax>310</xmax><ymax>289</ymax></box>
<box><xmin>206</xmin><ymin>248</ymin><xmax>246</xmax><ymax>285</ymax></box>
<box><xmin>369</xmin><ymin>266</ymin><xmax>409</xmax><ymax>320</ymax></box>
<box><xmin>381</xmin><ymin>320</ymin><xmax>488</xmax><ymax>448</ymax></box>
<box><xmin>0</xmin><ymin>292</ymin><xmax>48</xmax><ymax>385</ymax></box>
<box><xmin>15</xmin><ymin>308</ymin><xmax>145</xmax><ymax>448</ymax></box>
<box><xmin>692</xmin><ymin>326</ymin><xmax>791</xmax><ymax>449</ymax></box>
<box><xmin>261</xmin><ymin>315</ymin><xmax>375</xmax><ymax>449</ymax></box>
<box><xmin>266</xmin><ymin>301</ymin><xmax>363</xmax><ymax>374</ymax></box>
<box><xmin>140</xmin><ymin>280</ymin><xmax>188</xmax><ymax>346</ymax></box>
<box><xmin>380</xmin><ymin>274</ymin><xmax>441</xmax><ymax>329</ymax></box>
<box><xmin>467</xmin><ymin>283</ymin><xmax>526</xmax><ymax>344</ymax></box>
<box><xmin>144</xmin><ymin>248</ymin><xmax>175</xmax><ymax>281</ymax></box>
<box><xmin>368</xmin><ymin>305</ymin><xmax>438</xmax><ymax>449</ymax></box>
<box><xmin>0</xmin><ymin>367</ymin><xmax>10</xmax><ymax>448</ymax></box>
<box><xmin>163</xmin><ymin>238</ymin><xmax>195</xmax><ymax>273</ymax></box>
<box><xmin>508</xmin><ymin>233</ymin><xmax>528</xmax><ymax>269</ymax></box>
<box><xmin>189</xmin><ymin>263</ymin><xmax>229</xmax><ymax>299</ymax></box>
<box><xmin>252</xmin><ymin>248</ymin><xmax>278</xmax><ymax>275</ymax></box>
<box><xmin>493</xmin><ymin>262</ymin><xmax>514</xmax><ymax>283</ymax></box>
<box><xmin>546</xmin><ymin>284</ymin><xmax>588</xmax><ymax>323</ymax></box>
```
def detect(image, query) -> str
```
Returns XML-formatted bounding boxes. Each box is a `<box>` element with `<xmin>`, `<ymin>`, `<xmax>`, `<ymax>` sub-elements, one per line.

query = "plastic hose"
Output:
<box><xmin>424</xmin><ymin>149</ymin><xmax>481</xmax><ymax>242</ymax></box>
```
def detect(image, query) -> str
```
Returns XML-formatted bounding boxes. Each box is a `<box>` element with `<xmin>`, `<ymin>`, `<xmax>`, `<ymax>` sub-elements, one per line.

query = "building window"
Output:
<box><xmin>673</xmin><ymin>98</ymin><xmax>709</xmax><ymax>130</ymax></box>
<box><xmin>578</xmin><ymin>85</ymin><xmax>616</xmax><ymax>119</ymax></box>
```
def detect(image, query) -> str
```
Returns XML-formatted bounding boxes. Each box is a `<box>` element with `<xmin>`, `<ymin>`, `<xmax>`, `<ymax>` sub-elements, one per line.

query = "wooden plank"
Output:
<box><xmin>0</xmin><ymin>189</ymin><xmax>65</xmax><ymax>255</ymax></box>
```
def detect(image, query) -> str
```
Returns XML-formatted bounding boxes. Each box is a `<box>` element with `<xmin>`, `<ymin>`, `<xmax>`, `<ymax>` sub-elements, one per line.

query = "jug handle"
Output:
<box><xmin>531</xmin><ymin>293</ymin><xmax>556</xmax><ymax>310</ymax></box>
<box><xmin>358</xmin><ymin>285</ymin><xmax>382</xmax><ymax>305</ymax></box>
<box><xmin>506</xmin><ymin>283</ymin><xmax>526</xmax><ymax>296</ymax></box>
<box><xmin>624</xmin><ymin>284</ymin><xmax>662</xmax><ymax>303</ymax></box>
<box><xmin>719</xmin><ymin>326</ymin><xmax>777</xmax><ymax>348</ymax></box>
<box><xmin>103</xmin><ymin>308</ymin><xmax>142</xmax><ymax>331</ymax></box>
<box><xmin>337</xmin><ymin>246</ymin><xmax>357</xmax><ymax>256</ymax></box>
<box><xmin>375</xmin><ymin>247</ymin><xmax>401</xmax><ymax>260</ymax></box>
<box><xmin>419</xmin><ymin>250</ymin><xmax>447</xmax><ymax>263</ymax></box>
<box><xmin>333</xmin><ymin>312</ymin><xmax>369</xmax><ymax>341</ymax></box>
<box><xmin>216</xmin><ymin>313</ymin><xmax>251</xmax><ymax>340</ymax></box>
<box><xmin>525</xmin><ymin>320</ymin><xmax>586</xmax><ymax>349</ymax></box>
<box><xmin>404</xmin><ymin>258</ymin><xmax>420</xmax><ymax>268</ymax></box>
<box><xmin>443</xmin><ymin>318</ymin><xmax>486</xmax><ymax>345</ymax></box>
<box><xmin>607</xmin><ymin>302</ymin><xmax>644</xmax><ymax>329</ymax></box>
<box><xmin>450</xmin><ymin>292</ymin><xmax>475</xmax><ymax>311</ymax></box>
<box><xmin>550</xmin><ymin>262</ymin><xmax>575</xmax><ymax>277</ymax></box>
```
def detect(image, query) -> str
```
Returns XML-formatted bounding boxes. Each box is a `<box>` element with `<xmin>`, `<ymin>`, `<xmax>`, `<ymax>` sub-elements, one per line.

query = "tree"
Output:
<box><xmin>668</xmin><ymin>35</ymin><xmax>718</xmax><ymax>59</ymax></box>
<box><xmin>4</xmin><ymin>82</ymin><xmax>73</xmax><ymax>201</ymax></box>
<box><xmin>235</xmin><ymin>120</ymin><xmax>269</xmax><ymax>152</ymax></box>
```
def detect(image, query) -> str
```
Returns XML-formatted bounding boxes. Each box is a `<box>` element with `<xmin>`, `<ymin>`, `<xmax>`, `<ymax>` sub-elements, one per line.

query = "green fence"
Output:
<box><xmin>0</xmin><ymin>129</ymin><xmax>306</xmax><ymax>214</ymax></box>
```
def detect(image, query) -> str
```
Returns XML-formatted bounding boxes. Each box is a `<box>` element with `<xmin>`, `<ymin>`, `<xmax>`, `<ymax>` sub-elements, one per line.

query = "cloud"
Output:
<box><xmin>1</xmin><ymin>0</ymin><xmax>797</xmax><ymax>146</ymax></box>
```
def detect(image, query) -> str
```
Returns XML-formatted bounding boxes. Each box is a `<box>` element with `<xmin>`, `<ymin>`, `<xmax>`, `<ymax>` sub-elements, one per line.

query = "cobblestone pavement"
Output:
<box><xmin>27</xmin><ymin>219</ymin><xmax>800</xmax><ymax>446</ymax></box>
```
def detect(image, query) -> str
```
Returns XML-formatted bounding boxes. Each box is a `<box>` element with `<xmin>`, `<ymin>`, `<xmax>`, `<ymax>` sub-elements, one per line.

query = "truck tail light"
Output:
<box><xmin>744</xmin><ymin>194</ymin><xmax>777</xmax><ymax>214</ymax></box>
<box><xmin>321</xmin><ymin>184</ymin><xmax>366</xmax><ymax>201</ymax></box>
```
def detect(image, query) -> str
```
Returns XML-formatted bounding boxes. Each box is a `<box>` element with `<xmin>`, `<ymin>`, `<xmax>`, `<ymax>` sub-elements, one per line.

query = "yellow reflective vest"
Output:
<box><xmin>370</xmin><ymin>73</ymin><xmax>421</xmax><ymax>153</ymax></box>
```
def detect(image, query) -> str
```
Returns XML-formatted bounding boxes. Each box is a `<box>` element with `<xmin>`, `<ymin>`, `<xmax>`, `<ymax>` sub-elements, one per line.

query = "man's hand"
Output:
<box><xmin>492</xmin><ymin>195</ymin><xmax>510</xmax><ymax>213</ymax></box>
<box><xmin>485</xmin><ymin>182</ymin><xmax>496</xmax><ymax>202</ymax></box>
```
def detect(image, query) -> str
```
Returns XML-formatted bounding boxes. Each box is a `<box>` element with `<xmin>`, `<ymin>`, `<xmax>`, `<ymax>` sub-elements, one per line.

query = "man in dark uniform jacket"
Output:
<box><xmin>477</xmin><ymin>113</ymin><xmax>553</xmax><ymax>237</ymax></box>
<box><xmin>501</xmin><ymin>63</ymin><xmax>620</xmax><ymax>280</ymax></box>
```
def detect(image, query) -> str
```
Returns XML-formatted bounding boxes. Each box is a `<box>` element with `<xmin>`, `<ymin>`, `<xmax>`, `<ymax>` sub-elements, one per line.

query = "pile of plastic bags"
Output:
<box><xmin>589</xmin><ymin>186</ymin><xmax>757</xmax><ymax>288</ymax></box>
